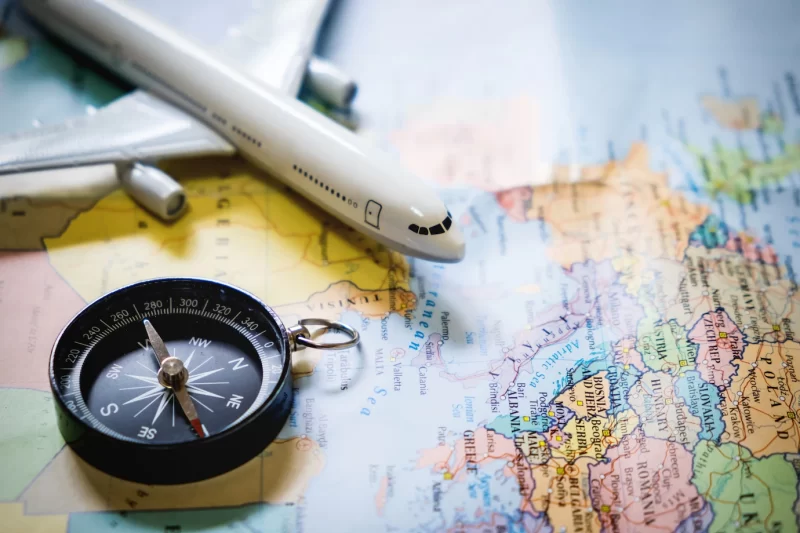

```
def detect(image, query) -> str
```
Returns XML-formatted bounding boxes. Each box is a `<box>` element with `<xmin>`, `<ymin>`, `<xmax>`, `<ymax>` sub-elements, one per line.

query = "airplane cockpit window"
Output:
<box><xmin>408</xmin><ymin>212</ymin><xmax>454</xmax><ymax>236</ymax></box>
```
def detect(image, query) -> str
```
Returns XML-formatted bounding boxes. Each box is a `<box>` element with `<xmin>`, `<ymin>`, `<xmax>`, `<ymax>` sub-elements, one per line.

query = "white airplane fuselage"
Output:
<box><xmin>21</xmin><ymin>0</ymin><xmax>465</xmax><ymax>262</ymax></box>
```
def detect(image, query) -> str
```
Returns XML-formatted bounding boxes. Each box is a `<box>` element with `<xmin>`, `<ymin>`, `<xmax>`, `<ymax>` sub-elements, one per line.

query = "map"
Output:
<box><xmin>2</xmin><ymin>1</ymin><xmax>800</xmax><ymax>532</ymax></box>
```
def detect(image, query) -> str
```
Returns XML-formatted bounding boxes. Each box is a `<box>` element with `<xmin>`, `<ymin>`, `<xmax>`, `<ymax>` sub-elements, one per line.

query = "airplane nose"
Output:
<box><xmin>440</xmin><ymin>222</ymin><xmax>466</xmax><ymax>263</ymax></box>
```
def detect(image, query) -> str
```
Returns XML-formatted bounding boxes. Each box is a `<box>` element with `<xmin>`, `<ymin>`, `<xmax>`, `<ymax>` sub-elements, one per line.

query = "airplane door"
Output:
<box><xmin>364</xmin><ymin>200</ymin><xmax>382</xmax><ymax>229</ymax></box>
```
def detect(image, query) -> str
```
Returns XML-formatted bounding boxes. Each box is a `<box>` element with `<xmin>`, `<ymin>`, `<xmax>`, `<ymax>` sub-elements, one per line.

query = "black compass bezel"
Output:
<box><xmin>49</xmin><ymin>277</ymin><xmax>294</xmax><ymax>485</ymax></box>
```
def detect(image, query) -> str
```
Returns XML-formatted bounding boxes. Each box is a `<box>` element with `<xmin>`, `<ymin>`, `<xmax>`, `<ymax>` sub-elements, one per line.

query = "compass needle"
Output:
<box><xmin>49</xmin><ymin>278</ymin><xmax>357</xmax><ymax>483</ymax></box>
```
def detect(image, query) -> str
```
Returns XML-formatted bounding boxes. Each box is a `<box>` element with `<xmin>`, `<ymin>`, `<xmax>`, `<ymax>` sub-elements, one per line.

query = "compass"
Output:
<box><xmin>49</xmin><ymin>278</ymin><xmax>359</xmax><ymax>484</ymax></box>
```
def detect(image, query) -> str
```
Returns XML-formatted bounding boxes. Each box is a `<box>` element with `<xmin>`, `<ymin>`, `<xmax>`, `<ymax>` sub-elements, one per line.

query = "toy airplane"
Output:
<box><xmin>0</xmin><ymin>0</ymin><xmax>465</xmax><ymax>263</ymax></box>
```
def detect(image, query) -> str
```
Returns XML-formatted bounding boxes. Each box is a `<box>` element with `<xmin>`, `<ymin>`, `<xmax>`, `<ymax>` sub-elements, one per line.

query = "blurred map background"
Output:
<box><xmin>2</xmin><ymin>1</ymin><xmax>800</xmax><ymax>532</ymax></box>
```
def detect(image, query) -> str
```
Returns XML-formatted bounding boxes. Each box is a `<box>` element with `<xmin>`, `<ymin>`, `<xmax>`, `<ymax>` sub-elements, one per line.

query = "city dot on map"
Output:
<box><xmin>623</xmin><ymin>347</ymin><xmax>629</xmax><ymax>353</ymax></box>
<box><xmin>623</xmin><ymin>364</ymin><xmax>630</xmax><ymax>370</ymax></box>
<box><xmin>547</xmin><ymin>411</ymin><xmax>554</xmax><ymax>416</ymax></box>
<box><xmin>602</xmin><ymin>430</ymin><xmax>610</xmax><ymax>436</ymax></box>
<box><xmin>555</xmin><ymin>435</ymin><xmax>562</xmax><ymax>441</ymax></box>
<box><xmin>789</xmin><ymin>412</ymin><xmax>796</xmax><ymax>419</ymax></box>
<box><xmin>679</xmin><ymin>360</ymin><xmax>687</xmax><ymax>366</ymax></box>
<box><xmin>774</xmin><ymin>324</ymin><xmax>781</xmax><ymax>331</ymax></box>
<box><xmin>719</xmin><ymin>331</ymin><xmax>727</xmax><ymax>338</ymax></box>
<box><xmin>443</xmin><ymin>472</ymin><xmax>452</xmax><ymax>480</ymax></box>
<box><xmin>556</xmin><ymin>467</ymin><xmax>565</xmax><ymax>475</ymax></box>
<box><xmin>665</xmin><ymin>398</ymin><xmax>672</xmax><ymax>404</ymax></box>
<box><xmin>538</xmin><ymin>441</ymin><xmax>546</xmax><ymax>447</ymax></box>
<box><xmin>523</xmin><ymin>416</ymin><xmax>530</xmax><ymax>422</ymax></box>
<box><xmin>576</xmin><ymin>401</ymin><xmax>583</xmax><ymax>406</ymax></box>
<box><xmin>781</xmin><ymin>396</ymin><xmax>786</xmax><ymax>401</ymax></box>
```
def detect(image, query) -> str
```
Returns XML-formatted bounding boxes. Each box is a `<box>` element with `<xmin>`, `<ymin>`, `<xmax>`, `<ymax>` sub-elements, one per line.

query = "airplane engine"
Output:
<box><xmin>118</xmin><ymin>162</ymin><xmax>187</xmax><ymax>222</ymax></box>
<box><xmin>305</xmin><ymin>56</ymin><xmax>357</xmax><ymax>109</ymax></box>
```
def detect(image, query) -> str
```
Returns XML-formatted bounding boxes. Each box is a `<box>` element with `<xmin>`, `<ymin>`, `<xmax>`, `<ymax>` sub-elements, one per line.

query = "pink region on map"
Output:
<box><xmin>0</xmin><ymin>251</ymin><xmax>86</xmax><ymax>390</ymax></box>
<box><xmin>725</xmin><ymin>233</ymin><xmax>779</xmax><ymax>265</ymax></box>
<box><xmin>588</xmin><ymin>429</ymin><xmax>707</xmax><ymax>532</ymax></box>
<box><xmin>411</xmin><ymin>333</ymin><xmax>444</xmax><ymax>368</ymax></box>
<box><xmin>496</xmin><ymin>187</ymin><xmax>532</xmax><ymax>223</ymax></box>
<box><xmin>613</xmin><ymin>337</ymin><xmax>647</xmax><ymax>372</ymax></box>
<box><xmin>687</xmin><ymin>308</ymin><xmax>744</xmax><ymax>386</ymax></box>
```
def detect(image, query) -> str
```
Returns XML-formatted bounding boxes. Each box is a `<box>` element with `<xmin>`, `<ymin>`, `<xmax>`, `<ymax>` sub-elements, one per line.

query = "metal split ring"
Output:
<box><xmin>288</xmin><ymin>318</ymin><xmax>360</xmax><ymax>351</ymax></box>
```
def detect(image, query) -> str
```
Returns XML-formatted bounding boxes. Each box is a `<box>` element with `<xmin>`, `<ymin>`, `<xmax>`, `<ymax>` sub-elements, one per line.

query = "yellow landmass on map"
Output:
<box><xmin>275</xmin><ymin>280</ymin><xmax>415</xmax><ymax>322</ymax></box>
<box><xmin>720</xmin><ymin>341</ymin><xmax>800</xmax><ymax>456</ymax></box>
<box><xmin>526</xmin><ymin>142</ymin><xmax>710</xmax><ymax>268</ymax></box>
<box><xmin>44</xmin><ymin>160</ymin><xmax>412</xmax><ymax>315</ymax></box>
<box><xmin>0</xmin><ymin>503</ymin><xmax>66</xmax><ymax>533</ymax></box>
<box><xmin>553</xmin><ymin>371</ymin><xmax>611</xmax><ymax>419</ymax></box>
<box><xmin>700</xmin><ymin>95</ymin><xmax>760</xmax><ymax>130</ymax></box>
<box><xmin>528</xmin><ymin>456</ymin><xmax>600</xmax><ymax>533</ymax></box>
<box><xmin>19</xmin><ymin>437</ymin><xmax>323</xmax><ymax>514</ymax></box>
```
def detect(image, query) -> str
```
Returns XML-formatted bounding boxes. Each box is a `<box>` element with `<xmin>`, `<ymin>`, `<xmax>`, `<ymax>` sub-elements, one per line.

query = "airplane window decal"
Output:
<box><xmin>408</xmin><ymin>213</ymin><xmax>454</xmax><ymax>235</ymax></box>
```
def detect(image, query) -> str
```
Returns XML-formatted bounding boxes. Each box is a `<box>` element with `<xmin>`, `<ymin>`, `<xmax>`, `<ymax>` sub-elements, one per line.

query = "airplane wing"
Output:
<box><xmin>129</xmin><ymin>0</ymin><xmax>331</xmax><ymax>98</ymax></box>
<box><xmin>215</xmin><ymin>0</ymin><xmax>331</xmax><ymax>96</ymax></box>
<box><xmin>129</xmin><ymin>0</ymin><xmax>353</xmax><ymax>107</ymax></box>
<box><xmin>0</xmin><ymin>91</ymin><xmax>235</xmax><ymax>174</ymax></box>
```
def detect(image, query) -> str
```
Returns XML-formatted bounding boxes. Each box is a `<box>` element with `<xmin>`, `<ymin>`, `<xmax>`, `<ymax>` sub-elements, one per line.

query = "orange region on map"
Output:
<box><xmin>725</xmin><ymin>231</ymin><xmax>779</xmax><ymax>264</ymax></box>
<box><xmin>498</xmin><ymin>142</ymin><xmax>710</xmax><ymax>268</ymax></box>
<box><xmin>415</xmin><ymin>428</ymin><xmax>518</xmax><ymax>481</ymax></box>
<box><xmin>700</xmin><ymin>95</ymin><xmax>761</xmax><ymax>130</ymax></box>
<box><xmin>588</xmin><ymin>428</ymin><xmax>707</xmax><ymax>532</ymax></box>
<box><xmin>391</xmin><ymin>97</ymin><xmax>540</xmax><ymax>192</ymax></box>
<box><xmin>612</xmin><ymin>337</ymin><xmax>647</xmax><ymax>372</ymax></box>
<box><xmin>687</xmin><ymin>308</ymin><xmax>744</xmax><ymax>387</ymax></box>
<box><xmin>554</xmin><ymin>371</ymin><xmax>611</xmax><ymax>420</ymax></box>
<box><xmin>719</xmin><ymin>340</ymin><xmax>800</xmax><ymax>456</ymax></box>
<box><xmin>275</xmin><ymin>280</ymin><xmax>416</xmax><ymax>322</ymax></box>
<box><xmin>662</xmin><ymin>245</ymin><xmax>799</xmax><ymax>345</ymax></box>
<box><xmin>0</xmin><ymin>251</ymin><xmax>86</xmax><ymax>390</ymax></box>
<box><xmin>526</xmin><ymin>456</ymin><xmax>601</xmax><ymax>533</ymax></box>
<box><xmin>627</xmin><ymin>371</ymin><xmax>702</xmax><ymax>448</ymax></box>
<box><xmin>19</xmin><ymin>437</ymin><xmax>323</xmax><ymax>514</ymax></box>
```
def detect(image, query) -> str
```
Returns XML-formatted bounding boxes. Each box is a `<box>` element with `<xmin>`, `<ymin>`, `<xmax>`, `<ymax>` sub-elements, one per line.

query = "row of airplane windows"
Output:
<box><xmin>408</xmin><ymin>212</ymin><xmax>452</xmax><ymax>236</ymax></box>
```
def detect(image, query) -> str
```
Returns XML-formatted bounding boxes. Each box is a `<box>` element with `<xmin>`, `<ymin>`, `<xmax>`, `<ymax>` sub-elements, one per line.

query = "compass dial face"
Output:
<box><xmin>51</xmin><ymin>279</ymin><xmax>288</xmax><ymax>446</ymax></box>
